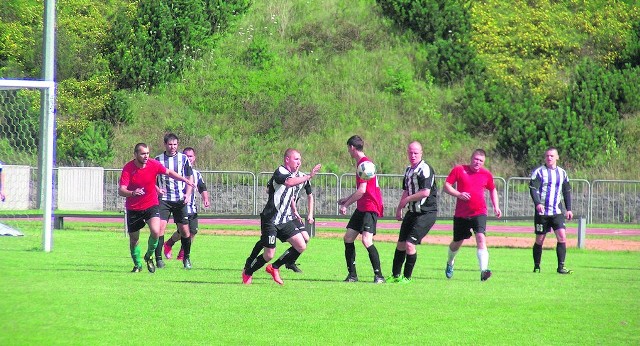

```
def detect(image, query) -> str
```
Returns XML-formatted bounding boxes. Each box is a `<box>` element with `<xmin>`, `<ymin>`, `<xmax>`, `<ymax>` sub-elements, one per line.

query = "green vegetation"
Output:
<box><xmin>1</xmin><ymin>0</ymin><xmax>639</xmax><ymax>178</ymax></box>
<box><xmin>0</xmin><ymin>222</ymin><xmax>638</xmax><ymax>344</ymax></box>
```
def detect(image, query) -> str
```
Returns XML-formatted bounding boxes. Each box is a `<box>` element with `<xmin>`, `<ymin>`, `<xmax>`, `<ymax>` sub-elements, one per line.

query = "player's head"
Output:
<box><xmin>544</xmin><ymin>147</ymin><xmax>559</xmax><ymax>168</ymax></box>
<box><xmin>183</xmin><ymin>147</ymin><xmax>196</xmax><ymax>166</ymax></box>
<box><xmin>163</xmin><ymin>133</ymin><xmax>179</xmax><ymax>156</ymax></box>
<box><xmin>346</xmin><ymin>135</ymin><xmax>364</xmax><ymax>151</ymax></box>
<box><xmin>133</xmin><ymin>143</ymin><xmax>150</xmax><ymax>165</ymax></box>
<box><xmin>469</xmin><ymin>149</ymin><xmax>486</xmax><ymax>172</ymax></box>
<box><xmin>284</xmin><ymin>148</ymin><xmax>302</xmax><ymax>172</ymax></box>
<box><xmin>407</xmin><ymin>141</ymin><xmax>423</xmax><ymax>167</ymax></box>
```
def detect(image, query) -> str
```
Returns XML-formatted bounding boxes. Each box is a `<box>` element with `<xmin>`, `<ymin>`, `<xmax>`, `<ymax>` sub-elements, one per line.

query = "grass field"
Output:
<box><xmin>1</xmin><ymin>221</ymin><xmax>639</xmax><ymax>345</ymax></box>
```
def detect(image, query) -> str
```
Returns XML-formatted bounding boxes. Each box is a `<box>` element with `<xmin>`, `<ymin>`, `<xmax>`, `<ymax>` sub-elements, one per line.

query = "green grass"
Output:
<box><xmin>1</xmin><ymin>221</ymin><xmax>639</xmax><ymax>345</ymax></box>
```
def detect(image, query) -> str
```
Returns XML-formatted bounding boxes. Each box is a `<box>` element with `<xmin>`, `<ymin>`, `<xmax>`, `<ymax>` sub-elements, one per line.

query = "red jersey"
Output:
<box><xmin>445</xmin><ymin>165</ymin><xmax>495</xmax><ymax>218</ymax></box>
<box><xmin>119</xmin><ymin>159</ymin><xmax>167</xmax><ymax>211</ymax></box>
<box><xmin>356</xmin><ymin>157</ymin><xmax>384</xmax><ymax>217</ymax></box>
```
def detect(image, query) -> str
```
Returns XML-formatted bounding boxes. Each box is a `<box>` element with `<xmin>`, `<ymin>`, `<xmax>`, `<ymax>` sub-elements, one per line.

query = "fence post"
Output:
<box><xmin>577</xmin><ymin>217</ymin><xmax>586</xmax><ymax>249</ymax></box>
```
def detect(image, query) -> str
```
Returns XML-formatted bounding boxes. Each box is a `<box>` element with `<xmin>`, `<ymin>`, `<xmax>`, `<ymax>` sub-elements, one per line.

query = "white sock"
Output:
<box><xmin>477</xmin><ymin>248</ymin><xmax>489</xmax><ymax>271</ymax></box>
<box><xmin>447</xmin><ymin>248</ymin><xmax>458</xmax><ymax>265</ymax></box>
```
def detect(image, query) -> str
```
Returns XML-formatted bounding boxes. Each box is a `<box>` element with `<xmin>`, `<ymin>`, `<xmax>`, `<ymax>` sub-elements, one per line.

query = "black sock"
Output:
<box><xmin>533</xmin><ymin>243</ymin><xmax>543</xmax><ymax>267</ymax></box>
<box><xmin>155</xmin><ymin>235</ymin><xmax>164</xmax><ymax>259</ymax></box>
<box><xmin>404</xmin><ymin>253</ymin><xmax>417</xmax><ymax>279</ymax></box>
<box><xmin>245</xmin><ymin>240</ymin><xmax>263</xmax><ymax>269</ymax></box>
<box><xmin>366</xmin><ymin>244</ymin><xmax>382</xmax><ymax>277</ymax></box>
<box><xmin>556</xmin><ymin>242</ymin><xmax>567</xmax><ymax>268</ymax></box>
<box><xmin>273</xmin><ymin>247</ymin><xmax>301</xmax><ymax>269</ymax></box>
<box><xmin>345</xmin><ymin>242</ymin><xmax>357</xmax><ymax>276</ymax></box>
<box><xmin>392</xmin><ymin>248</ymin><xmax>406</xmax><ymax>277</ymax></box>
<box><xmin>181</xmin><ymin>236</ymin><xmax>191</xmax><ymax>259</ymax></box>
<box><xmin>246</xmin><ymin>254</ymin><xmax>267</xmax><ymax>276</ymax></box>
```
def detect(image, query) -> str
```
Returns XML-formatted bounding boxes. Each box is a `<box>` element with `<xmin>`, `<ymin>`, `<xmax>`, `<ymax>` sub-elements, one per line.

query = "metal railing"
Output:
<box><xmin>11</xmin><ymin>167</ymin><xmax>640</xmax><ymax>224</ymax></box>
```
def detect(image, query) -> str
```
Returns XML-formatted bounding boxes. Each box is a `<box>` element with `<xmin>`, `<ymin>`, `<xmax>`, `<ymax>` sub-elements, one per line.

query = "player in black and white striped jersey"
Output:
<box><xmin>388</xmin><ymin>141</ymin><xmax>438</xmax><ymax>283</ymax></box>
<box><xmin>154</xmin><ymin>133</ymin><xmax>195</xmax><ymax>269</ymax></box>
<box><xmin>529</xmin><ymin>147</ymin><xmax>573</xmax><ymax>274</ymax></box>
<box><xmin>163</xmin><ymin>147</ymin><xmax>210</xmax><ymax>261</ymax></box>
<box><xmin>0</xmin><ymin>160</ymin><xmax>5</xmax><ymax>202</ymax></box>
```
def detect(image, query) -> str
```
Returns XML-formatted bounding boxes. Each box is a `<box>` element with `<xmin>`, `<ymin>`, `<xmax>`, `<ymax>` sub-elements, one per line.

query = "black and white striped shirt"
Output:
<box><xmin>403</xmin><ymin>160</ymin><xmax>437</xmax><ymax>213</ymax></box>
<box><xmin>261</xmin><ymin>166</ymin><xmax>297</xmax><ymax>225</ymax></box>
<box><xmin>529</xmin><ymin>165</ymin><xmax>572</xmax><ymax>215</ymax></box>
<box><xmin>185</xmin><ymin>169</ymin><xmax>207</xmax><ymax>214</ymax></box>
<box><xmin>155</xmin><ymin>152</ymin><xmax>193</xmax><ymax>202</ymax></box>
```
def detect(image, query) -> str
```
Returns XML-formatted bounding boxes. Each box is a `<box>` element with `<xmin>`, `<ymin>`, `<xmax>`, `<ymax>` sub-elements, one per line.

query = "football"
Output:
<box><xmin>356</xmin><ymin>161</ymin><xmax>376</xmax><ymax>180</ymax></box>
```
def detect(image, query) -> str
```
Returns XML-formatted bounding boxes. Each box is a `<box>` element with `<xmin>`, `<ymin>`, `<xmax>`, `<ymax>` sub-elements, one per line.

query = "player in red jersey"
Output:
<box><xmin>338</xmin><ymin>135</ymin><xmax>385</xmax><ymax>283</ymax></box>
<box><xmin>118</xmin><ymin>143</ymin><xmax>195</xmax><ymax>273</ymax></box>
<box><xmin>443</xmin><ymin>149</ymin><xmax>502</xmax><ymax>281</ymax></box>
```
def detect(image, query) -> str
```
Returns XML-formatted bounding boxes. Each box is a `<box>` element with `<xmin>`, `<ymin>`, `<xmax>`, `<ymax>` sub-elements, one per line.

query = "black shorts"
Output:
<box><xmin>534</xmin><ymin>214</ymin><xmax>566</xmax><ymax>234</ymax></box>
<box><xmin>346</xmin><ymin>209</ymin><xmax>378</xmax><ymax>235</ymax></box>
<box><xmin>126</xmin><ymin>206</ymin><xmax>160</xmax><ymax>233</ymax></box>
<box><xmin>260</xmin><ymin>216</ymin><xmax>301</xmax><ymax>249</ymax></box>
<box><xmin>292</xmin><ymin>218</ymin><xmax>306</xmax><ymax>233</ymax></box>
<box><xmin>186</xmin><ymin>213</ymin><xmax>199</xmax><ymax>234</ymax></box>
<box><xmin>453</xmin><ymin>215</ymin><xmax>487</xmax><ymax>242</ymax></box>
<box><xmin>158</xmin><ymin>200</ymin><xmax>189</xmax><ymax>224</ymax></box>
<box><xmin>398</xmin><ymin>211</ymin><xmax>437</xmax><ymax>244</ymax></box>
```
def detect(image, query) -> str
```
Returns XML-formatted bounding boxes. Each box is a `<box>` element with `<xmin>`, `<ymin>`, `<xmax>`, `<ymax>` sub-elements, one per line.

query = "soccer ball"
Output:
<box><xmin>356</xmin><ymin>161</ymin><xmax>376</xmax><ymax>180</ymax></box>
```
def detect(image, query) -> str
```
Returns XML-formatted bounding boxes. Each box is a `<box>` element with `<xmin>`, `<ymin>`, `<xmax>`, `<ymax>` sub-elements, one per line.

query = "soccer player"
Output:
<box><xmin>163</xmin><ymin>147</ymin><xmax>210</xmax><ymax>261</ymax></box>
<box><xmin>242</xmin><ymin>149</ymin><xmax>321</xmax><ymax>285</ymax></box>
<box><xmin>443</xmin><ymin>149</ymin><xmax>502</xmax><ymax>281</ymax></box>
<box><xmin>388</xmin><ymin>141</ymin><xmax>437</xmax><ymax>283</ymax></box>
<box><xmin>529</xmin><ymin>147</ymin><xmax>574</xmax><ymax>274</ymax></box>
<box><xmin>154</xmin><ymin>133</ymin><xmax>194</xmax><ymax>269</ymax></box>
<box><xmin>338</xmin><ymin>135</ymin><xmax>385</xmax><ymax>284</ymax></box>
<box><xmin>118</xmin><ymin>143</ymin><xmax>195</xmax><ymax>273</ymax></box>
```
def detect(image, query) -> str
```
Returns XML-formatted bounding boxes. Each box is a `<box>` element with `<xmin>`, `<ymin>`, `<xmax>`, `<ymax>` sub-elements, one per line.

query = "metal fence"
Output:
<box><xmin>24</xmin><ymin>168</ymin><xmax>640</xmax><ymax>224</ymax></box>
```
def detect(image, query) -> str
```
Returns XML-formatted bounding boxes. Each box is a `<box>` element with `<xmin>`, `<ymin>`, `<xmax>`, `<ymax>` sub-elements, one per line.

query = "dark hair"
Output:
<box><xmin>183</xmin><ymin>147</ymin><xmax>195</xmax><ymax>155</ymax></box>
<box><xmin>472</xmin><ymin>148</ymin><xmax>486</xmax><ymax>157</ymax></box>
<box><xmin>134</xmin><ymin>143</ymin><xmax>148</xmax><ymax>154</ymax></box>
<box><xmin>346</xmin><ymin>135</ymin><xmax>364</xmax><ymax>151</ymax></box>
<box><xmin>164</xmin><ymin>133</ymin><xmax>179</xmax><ymax>144</ymax></box>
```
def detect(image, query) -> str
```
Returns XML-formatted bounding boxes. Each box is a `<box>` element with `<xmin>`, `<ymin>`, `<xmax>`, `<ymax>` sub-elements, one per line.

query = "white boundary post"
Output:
<box><xmin>577</xmin><ymin>217</ymin><xmax>586</xmax><ymax>249</ymax></box>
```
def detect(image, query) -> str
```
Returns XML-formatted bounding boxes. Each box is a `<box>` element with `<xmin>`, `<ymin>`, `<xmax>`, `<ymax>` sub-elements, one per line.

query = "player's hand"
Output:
<box><xmin>566</xmin><ymin>210</ymin><xmax>573</xmax><ymax>220</ymax></box>
<box><xmin>203</xmin><ymin>199</ymin><xmax>210</xmax><ymax>208</ymax></box>
<box><xmin>310</xmin><ymin>164</ymin><xmax>322</xmax><ymax>177</ymax></box>
<box><xmin>536</xmin><ymin>204</ymin><xmax>544</xmax><ymax>214</ymax></box>
<box><xmin>457</xmin><ymin>192</ymin><xmax>471</xmax><ymax>201</ymax></box>
<box><xmin>339</xmin><ymin>205</ymin><xmax>347</xmax><ymax>215</ymax></box>
<box><xmin>395</xmin><ymin>207</ymin><xmax>403</xmax><ymax>221</ymax></box>
<box><xmin>183</xmin><ymin>193</ymin><xmax>191</xmax><ymax>205</ymax></box>
<box><xmin>494</xmin><ymin>207</ymin><xmax>502</xmax><ymax>218</ymax></box>
<box><xmin>307</xmin><ymin>215</ymin><xmax>315</xmax><ymax>224</ymax></box>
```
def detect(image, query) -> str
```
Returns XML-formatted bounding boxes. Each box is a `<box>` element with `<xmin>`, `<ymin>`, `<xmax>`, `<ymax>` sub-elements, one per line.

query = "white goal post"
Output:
<box><xmin>0</xmin><ymin>79</ymin><xmax>56</xmax><ymax>252</ymax></box>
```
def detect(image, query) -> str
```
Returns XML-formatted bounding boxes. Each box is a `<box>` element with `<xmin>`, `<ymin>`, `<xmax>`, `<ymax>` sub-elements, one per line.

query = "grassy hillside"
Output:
<box><xmin>103</xmin><ymin>0</ymin><xmax>638</xmax><ymax>178</ymax></box>
<box><xmin>112</xmin><ymin>0</ymin><xmax>479</xmax><ymax>175</ymax></box>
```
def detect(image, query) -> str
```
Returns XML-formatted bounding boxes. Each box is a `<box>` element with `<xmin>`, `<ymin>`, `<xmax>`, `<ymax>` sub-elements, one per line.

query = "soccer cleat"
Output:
<box><xmin>399</xmin><ymin>276</ymin><xmax>412</xmax><ymax>284</ymax></box>
<box><xmin>285</xmin><ymin>262</ymin><xmax>303</xmax><ymax>273</ymax></box>
<box><xmin>242</xmin><ymin>269</ymin><xmax>252</xmax><ymax>285</ymax></box>
<box><xmin>265</xmin><ymin>264</ymin><xmax>284</xmax><ymax>285</ymax></box>
<box><xmin>183</xmin><ymin>258</ymin><xmax>192</xmax><ymax>270</ymax></box>
<box><xmin>445</xmin><ymin>263</ymin><xmax>454</xmax><ymax>279</ymax></box>
<box><xmin>373</xmin><ymin>275</ymin><xmax>386</xmax><ymax>284</ymax></box>
<box><xmin>156</xmin><ymin>259</ymin><xmax>166</xmax><ymax>269</ymax></box>
<box><xmin>176</xmin><ymin>249</ymin><xmax>185</xmax><ymax>261</ymax></box>
<box><xmin>533</xmin><ymin>266</ymin><xmax>541</xmax><ymax>273</ymax></box>
<box><xmin>343</xmin><ymin>274</ymin><xmax>358</xmax><ymax>282</ymax></box>
<box><xmin>386</xmin><ymin>275</ymin><xmax>401</xmax><ymax>283</ymax></box>
<box><xmin>481</xmin><ymin>269</ymin><xmax>492</xmax><ymax>281</ymax></box>
<box><xmin>144</xmin><ymin>254</ymin><xmax>156</xmax><ymax>273</ymax></box>
<box><xmin>163</xmin><ymin>242</ymin><xmax>173</xmax><ymax>259</ymax></box>
<box><xmin>557</xmin><ymin>267</ymin><xmax>573</xmax><ymax>274</ymax></box>
<box><xmin>131</xmin><ymin>266</ymin><xmax>142</xmax><ymax>273</ymax></box>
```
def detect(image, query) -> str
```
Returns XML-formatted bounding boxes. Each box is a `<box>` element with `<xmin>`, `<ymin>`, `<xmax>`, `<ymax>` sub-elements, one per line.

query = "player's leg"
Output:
<box><xmin>343</xmin><ymin>210</ymin><xmax>362</xmax><ymax>282</ymax></box>
<box><xmin>403</xmin><ymin>211</ymin><xmax>435</xmax><ymax>282</ymax></box>
<box><xmin>243</xmin><ymin>219</ymin><xmax>277</xmax><ymax>283</ymax></box>
<box><xmin>173</xmin><ymin>204</ymin><xmax>192</xmax><ymax>268</ymax></box>
<box><xmin>145</xmin><ymin>213</ymin><xmax>162</xmax><ymax>273</ymax></box>
<box><xmin>446</xmin><ymin>217</ymin><xmax>469</xmax><ymax>279</ymax></box>
<box><xmin>155</xmin><ymin>201</ymin><xmax>172</xmax><ymax>268</ymax></box>
<box><xmin>533</xmin><ymin>214</ymin><xmax>548</xmax><ymax>272</ymax></box>
<box><xmin>126</xmin><ymin>209</ymin><xmax>145</xmax><ymax>272</ymax></box>
<box><xmin>273</xmin><ymin>226</ymin><xmax>307</xmax><ymax>270</ymax></box>
<box><xmin>284</xmin><ymin>220</ymin><xmax>307</xmax><ymax>273</ymax></box>
<box><xmin>360</xmin><ymin>212</ymin><xmax>383</xmax><ymax>283</ymax></box>
<box><xmin>473</xmin><ymin>215</ymin><xmax>491</xmax><ymax>281</ymax></box>
<box><xmin>553</xmin><ymin>214</ymin><xmax>572</xmax><ymax>274</ymax></box>
<box><xmin>163</xmin><ymin>228</ymin><xmax>180</xmax><ymax>259</ymax></box>
<box><xmin>390</xmin><ymin>214</ymin><xmax>411</xmax><ymax>282</ymax></box>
